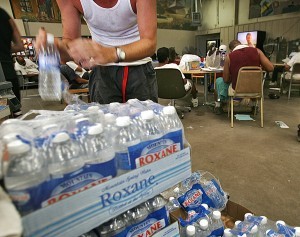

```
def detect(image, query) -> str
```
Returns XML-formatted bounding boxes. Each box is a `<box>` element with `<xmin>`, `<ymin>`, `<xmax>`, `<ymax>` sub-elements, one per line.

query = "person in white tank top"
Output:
<box><xmin>35</xmin><ymin>0</ymin><xmax>158</xmax><ymax>104</ymax></box>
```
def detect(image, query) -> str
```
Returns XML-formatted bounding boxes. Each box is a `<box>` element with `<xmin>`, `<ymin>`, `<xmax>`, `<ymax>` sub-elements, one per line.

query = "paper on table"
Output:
<box><xmin>282</xmin><ymin>58</ymin><xmax>289</xmax><ymax>64</ymax></box>
<box><xmin>234</xmin><ymin>114</ymin><xmax>255</xmax><ymax>121</ymax></box>
<box><xmin>275</xmin><ymin>121</ymin><xmax>289</xmax><ymax>128</ymax></box>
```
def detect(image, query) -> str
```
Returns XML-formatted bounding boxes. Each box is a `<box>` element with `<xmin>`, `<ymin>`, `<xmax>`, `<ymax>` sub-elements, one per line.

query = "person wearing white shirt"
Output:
<box><xmin>14</xmin><ymin>56</ymin><xmax>39</xmax><ymax>82</ymax></box>
<box><xmin>66</xmin><ymin>61</ymin><xmax>90</xmax><ymax>80</ymax></box>
<box><xmin>155</xmin><ymin>47</ymin><xmax>199</xmax><ymax>107</ymax></box>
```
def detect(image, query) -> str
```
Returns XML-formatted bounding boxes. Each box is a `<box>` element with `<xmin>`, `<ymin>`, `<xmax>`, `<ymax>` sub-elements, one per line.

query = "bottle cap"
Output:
<box><xmin>244</xmin><ymin>212</ymin><xmax>253</xmax><ymax>220</ymax></box>
<box><xmin>87</xmin><ymin>106</ymin><xmax>99</xmax><ymax>112</ymax></box>
<box><xmin>7</xmin><ymin>140</ymin><xmax>30</xmax><ymax>155</ymax></box>
<box><xmin>116</xmin><ymin>116</ymin><xmax>130</xmax><ymax>127</ymax></box>
<box><xmin>250</xmin><ymin>225</ymin><xmax>258</xmax><ymax>234</ymax></box>
<box><xmin>212</xmin><ymin>210</ymin><xmax>221</xmax><ymax>219</ymax></box>
<box><xmin>199</xmin><ymin>219</ymin><xmax>208</xmax><ymax>230</ymax></box>
<box><xmin>186</xmin><ymin>225</ymin><xmax>196</xmax><ymax>236</ymax></box>
<box><xmin>141</xmin><ymin>110</ymin><xmax>154</xmax><ymax>120</ymax></box>
<box><xmin>201</xmin><ymin>203</ymin><xmax>209</xmax><ymax>210</ymax></box>
<box><xmin>88</xmin><ymin>124</ymin><xmax>103</xmax><ymax>135</ymax></box>
<box><xmin>104</xmin><ymin>113</ymin><xmax>116</xmax><ymax>123</ymax></box>
<box><xmin>75</xmin><ymin>117</ymin><xmax>89</xmax><ymax>125</ymax></box>
<box><xmin>173</xmin><ymin>187</ymin><xmax>180</xmax><ymax>193</ymax></box>
<box><xmin>260</xmin><ymin>216</ymin><xmax>268</xmax><ymax>225</ymax></box>
<box><xmin>294</xmin><ymin>227</ymin><xmax>300</xmax><ymax>237</ymax></box>
<box><xmin>163</xmin><ymin>106</ymin><xmax>176</xmax><ymax>115</ymax></box>
<box><xmin>276</xmin><ymin>220</ymin><xmax>286</xmax><ymax>226</ymax></box>
<box><xmin>3</xmin><ymin>133</ymin><xmax>19</xmax><ymax>144</ymax></box>
<box><xmin>47</xmin><ymin>33</ymin><xmax>55</xmax><ymax>44</ymax></box>
<box><xmin>235</xmin><ymin>220</ymin><xmax>241</xmax><ymax>226</ymax></box>
<box><xmin>224</xmin><ymin>228</ymin><xmax>232</xmax><ymax>237</ymax></box>
<box><xmin>52</xmin><ymin>132</ymin><xmax>70</xmax><ymax>143</ymax></box>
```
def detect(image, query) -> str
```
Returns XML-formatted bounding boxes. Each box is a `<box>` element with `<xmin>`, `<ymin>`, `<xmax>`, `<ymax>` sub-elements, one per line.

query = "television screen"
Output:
<box><xmin>237</xmin><ymin>31</ymin><xmax>258</xmax><ymax>48</ymax></box>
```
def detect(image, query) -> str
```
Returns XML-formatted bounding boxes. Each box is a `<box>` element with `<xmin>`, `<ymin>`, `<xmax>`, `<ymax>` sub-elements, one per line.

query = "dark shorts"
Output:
<box><xmin>89</xmin><ymin>62</ymin><xmax>158</xmax><ymax>104</ymax></box>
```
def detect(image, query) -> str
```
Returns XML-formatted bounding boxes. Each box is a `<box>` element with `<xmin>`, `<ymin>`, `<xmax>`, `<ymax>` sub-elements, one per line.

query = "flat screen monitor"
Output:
<box><xmin>236</xmin><ymin>30</ymin><xmax>266</xmax><ymax>53</ymax></box>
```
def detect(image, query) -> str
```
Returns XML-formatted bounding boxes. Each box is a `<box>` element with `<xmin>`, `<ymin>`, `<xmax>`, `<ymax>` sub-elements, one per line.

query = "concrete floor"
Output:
<box><xmin>19</xmin><ymin>84</ymin><xmax>300</xmax><ymax>226</ymax></box>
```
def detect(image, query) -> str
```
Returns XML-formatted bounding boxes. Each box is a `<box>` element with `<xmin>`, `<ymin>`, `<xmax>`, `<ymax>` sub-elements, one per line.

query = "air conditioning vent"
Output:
<box><xmin>192</xmin><ymin>12</ymin><xmax>201</xmax><ymax>25</ymax></box>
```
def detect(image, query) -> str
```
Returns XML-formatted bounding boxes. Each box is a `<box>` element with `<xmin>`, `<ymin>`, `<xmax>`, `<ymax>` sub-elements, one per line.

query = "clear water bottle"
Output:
<box><xmin>5</xmin><ymin>140</ymin><xmax>48</xmax><ymax>215</ymax></box>
<box><xmin>145</xmin><ymin>195</ymin><xmax>166</xmax><ymax>212</ymax></box>
<box><xmin>223</xmin><ymin>228</ymin><xmax>233</xmax><ymax>237</ymax></box>
<box><xmin>97</xmin><ymin>216</ymin><xmax>127</xmax><ymax>237</ymax></box>
<box><xmin>210</xmin><ymin>210</ymin><xmax>224</xmax><ymax>236</ymax></box>
<box><xmin>295</xmin><ymin>227</ymin><xmax>300</xmax><ymax>237</ymax></box>
<box><xmin>140</xmin><ymin>110</ymin><xmax>163</xmax><ymax>141</ymax></box>
<box><xmin>78</xmin><ymin>230</ymin><xmax>98</xmax><ymax>237</ymax></box>
<box><xmin>38</xmin><ymin>33</ymin><xmax>62</xmax><ymax>101</ymax></box>
<box><xmin>103</xmin><ymin>113</ymin><xmax>118</xmax><ymax>146</ymax></box>
<box><xmin>47</xmin><ymin>132</ymin><xmax>84</xmax><ymax>178</ymax></box>
<box><xmin>131</xmin><ymin>203</ymin><xmax>149</xmax><ymax>223</ymax></box>
<box><xmin>249</xmin><ymin>225</ymin><xmax>258</xmax><ymax>237</ymax></box>
<box><xmin>186</xmin><ymin>225</ymin><xmax>196</xmax><ymax>237</ymax></box>
<box><xmin>84</xmin><ymin>124</ymin><xmax>117</xmax><ymax>178</ymax></box>
<box><xmin>161</xmin><ymin>106</ymin><xmax>183</xmax><ymax>132</ymax></box>
<box><xmin>115</xmin><ymin>116</ymin><xmax>140</xmax><ymax>175</ymax></box>
<box><xmin>197</xmin><ymin>219</ymin><xmax>211</xmax><ymax>237</ymax></box>
<box><xmin>86</xmin><ymin>105</ymin><xmax>104</xmax><ymax>124</ymax></box>
<box><xmin>166</xmin><ymin>196</ymin><xmax>180</xmax><ymax>212</ymax></box>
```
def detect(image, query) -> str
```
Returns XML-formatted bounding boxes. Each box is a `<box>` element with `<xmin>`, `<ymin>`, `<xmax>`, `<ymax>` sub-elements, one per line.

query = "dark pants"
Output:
<box><xmin>89</xmin><ymin>62</ymin><xmax>158</xmax><ymax>104</ymax></box>
<box><xmin>271</xmin><ymin>65</ymin><xmax>285</xmax><ymax>82</ymax></box>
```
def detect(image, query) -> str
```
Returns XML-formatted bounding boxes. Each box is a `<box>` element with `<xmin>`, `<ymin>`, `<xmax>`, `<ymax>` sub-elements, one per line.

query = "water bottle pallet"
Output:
<box><xmin>22</xmin><ymin>147</ymin><xmax>192</xmax><ymax>237</ymax></box>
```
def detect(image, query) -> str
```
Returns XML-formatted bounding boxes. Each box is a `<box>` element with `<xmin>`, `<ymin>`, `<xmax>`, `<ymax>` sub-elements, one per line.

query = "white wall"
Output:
<box><xmin>2</xmin><ymin>0</ymin><xmax>13</xmax><ymax>17</ymax></box>
<box><xmin>157</xmin><ymin>29</ymin><xmax>196</xmax><ymax>55</ymax></box>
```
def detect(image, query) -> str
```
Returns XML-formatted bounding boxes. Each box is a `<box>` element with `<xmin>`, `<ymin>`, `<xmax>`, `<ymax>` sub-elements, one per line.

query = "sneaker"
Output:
<box><xmin>214</xmin><ymin>106</ymin><xmax>223</xmax><ymax>115</ymax></box>
<box><xmin>269</xmin><ymin>81</ymin><xmax>277</xmax><ymax>86</ymax></box>
<box><xmin>13</xmin><ymin>111</ymin><xmax>23</xmax><ymax>118</ymax></box>
<box><xmin>191</xmin><ymin>98</ymin><xmax>198</xmax><ymax>108</ymax></box>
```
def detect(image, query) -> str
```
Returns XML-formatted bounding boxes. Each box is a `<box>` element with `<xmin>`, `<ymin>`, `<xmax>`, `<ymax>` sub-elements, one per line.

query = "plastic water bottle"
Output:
<box><xmin>295</xmin><ymin>227</ymin><xmax>300</xmax><ymax>237</ymax></box>
<box><xmin>145</xmin><ymin>195</ymin><xmax>166</xmax><ymax>212</ymax></box>
<box><xmin>249</xmin><ymin>225</ymin><xmax>258</xmax><ymax>237</ymax></box>
<box><xmin>103</xmin><ymin>113</ymin><xmax>118</xmax><ymax>145</ymax></box>
<box><xmin>161</xmin><ymin>106</ymin><xmax>183</xmax><ymax>132</ymax></box>
<box><xmin>140</xmin><ymin>110</ymin><xmax>163</xmax><ymax>141</ymax></box>
<box><xmin>86</xmin><ymin>105</ymin><xmax>104</xmax><ymax>124</ymax></box>
<box><xmin>197</xmin><ymin>219</ymin><xmax>211</xmax><ymax>237</ymax></box>
<box><xmin>166</xmin><ymin>196</ymin><xmax>180</xmax><ymax>212</ymax></box>
<box><xmin>84</xmin><ymin>124</ymin><xmax>117</xmax><ymax>179</ymax></box>
<box><xmin>131</xmin><ymin>203</ymin><xmax>149</xmax><ymax>223</ymax></box>
<box><xmin>5</xmin><ymin>140</ymin><xmax>48</xmax><ymax>215</ymax></box>
<box><xmin>47</xmin><ymin>132</ymin><xmax>84</xmax><ymax>177</ymax></box>
<box><xmin>38</xmin><ymin>33</ymin><xmax>62</xmax><ymax>101</ymax></box>
<box><xmin>186</xmin><ymin>225</ymin><xmax>196</xmax><ymax>237</ymax></box>
<box><xmin>98</xmin><ymin>216</ymin><xmax>127</xmax><ymax>237</ymax></box>
<box><xmin>210</xmin><ymin>210</ymin><xmax>224</xmax><ymax>236</ymax></box>
<box><xmin>115</xmin><ymin>116</ymin><xmax>140</xmax><ymax>175</ymax></box>
<box><xmin>224</xmin><ymin>228</ymin><xmax>233</xmax><ymax>237</ymax></box>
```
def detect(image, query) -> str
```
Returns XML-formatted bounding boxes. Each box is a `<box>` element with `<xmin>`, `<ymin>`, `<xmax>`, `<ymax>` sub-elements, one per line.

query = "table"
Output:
<box><xmin>182</xmin><ymin>68</ymin><xmax>223</xmax><ymax>104</ymax></box>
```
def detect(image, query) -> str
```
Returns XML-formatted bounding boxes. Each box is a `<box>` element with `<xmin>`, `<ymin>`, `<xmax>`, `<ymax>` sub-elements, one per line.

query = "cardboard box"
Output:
<box><xmin>188</xmin><ymin>61</ymin><xmax>200</xmax><ymax>70</ymax></box>
<box><xmin>170</xmin><ymin>200</ymin><xmax>253</xmax><ymax>229</ymax></box>
<box><xmin>0</xmin><ymin>99</ymin><xmax>10</xmax><ymax>122</ymax></box>
<box><xmin>22</xmin><ymin>148</ymin><xmax>191</xmax><ymax>237</ymax></box>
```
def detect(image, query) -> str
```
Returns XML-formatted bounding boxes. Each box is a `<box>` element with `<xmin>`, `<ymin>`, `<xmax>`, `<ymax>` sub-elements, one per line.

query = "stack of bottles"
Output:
<box><xmin>162</xmin><ymin>171</ymin><xmax>228</xmax><ymax>237</ymax></box>
<box><xmin>0</xmin><ymin>99</ymin><xmax>186</xmax><ymax>216</ymax></box>
<box><xmin>225</xmin><ymin>214</ymin><xmax>300</xmax><ymax>237</ymax></box>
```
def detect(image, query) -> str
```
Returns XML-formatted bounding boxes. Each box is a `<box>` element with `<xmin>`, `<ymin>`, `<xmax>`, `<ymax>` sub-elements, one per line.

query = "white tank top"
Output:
<box><xmin>80</xmin><ymin>0</ymin><xmax>151</xmax><ymax>66</ymax></box>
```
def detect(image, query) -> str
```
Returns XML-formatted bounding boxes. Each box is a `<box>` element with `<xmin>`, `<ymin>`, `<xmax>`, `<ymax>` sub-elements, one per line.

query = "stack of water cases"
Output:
<box><xmin>0</xmin><ymin>99</ymin><xmax>192</xmax><ymax>237</ymax></box>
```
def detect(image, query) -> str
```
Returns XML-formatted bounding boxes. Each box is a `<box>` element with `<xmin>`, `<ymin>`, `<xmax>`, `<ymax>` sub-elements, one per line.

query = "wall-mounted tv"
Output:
<box><xmin>237</xmin><ymin>30</ymin><xmax>266</xmax><ymax>54</ymax></box>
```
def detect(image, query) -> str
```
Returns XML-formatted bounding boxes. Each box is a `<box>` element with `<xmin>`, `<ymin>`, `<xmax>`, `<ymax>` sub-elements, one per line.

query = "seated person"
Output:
<box><xmin>280</xmin><ymin>51</ymin><xmax>300</xmax><ymax>92</ymax></box>
<box><xmin>14</xmin><ymin>55</ymin><xmax>39</xmax><ymax>82</ymax></box>
<box><xmin>66</xmin><ymin>61</ymin><xmax>91</xmax><ymax>80</ymax></box>
<box><xmin>60</xmin><ymin>64</ymin><xmax>89</xmax><ymax>89</ymax></box>
<box><xmin>169</xmin><ymin>47</ymin><xmax>180</xmax><ymax>64</ymax></box>
<box><xmin>214</xmin><ymin>40</ymin><xmax>274</xmax><ymax>114</ymax></box>
<box><xmin>155</xmin><ymin>47</ymin><xmax>199</xmax><ymax>107</ymax></box>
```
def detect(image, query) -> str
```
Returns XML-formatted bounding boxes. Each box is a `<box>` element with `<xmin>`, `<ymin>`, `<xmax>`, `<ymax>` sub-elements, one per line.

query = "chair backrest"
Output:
<box><xmin>291</xmin><ymin>62</ymin><xmax>300</xmax><ymax>79</ymax></box>
<box><xmin>155</xmin><ymin>68</ymin><xmax>188</xmax><ymax>99</ymax></box>
<box><xmin>235</xmin><ymin>66</ymin><xmax>263</xmax><ymax>95</ymax></box>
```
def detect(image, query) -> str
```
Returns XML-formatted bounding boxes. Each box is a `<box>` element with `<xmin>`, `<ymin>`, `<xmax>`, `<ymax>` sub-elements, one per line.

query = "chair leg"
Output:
<box><xmin>260</xmin><ymin>98</ymin><xmax>264</xmax><ymax>128</ymax></box>
<box><xmin>227</xmin><ymin>99</ymin><xmax>230</xmax><ymax>118</ymax></box>
<box><xmin>231</xmin><ymin>97</ymin><xmax>234</xmax><ymax>128</ymax></box>
<box><xmin>288</xmin><ymin>80</ymin><xmax>292</xmax><ymax>100</ymax></box>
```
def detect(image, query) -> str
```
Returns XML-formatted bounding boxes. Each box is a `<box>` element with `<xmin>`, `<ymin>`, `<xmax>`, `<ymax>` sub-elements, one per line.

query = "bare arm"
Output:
<box><xmin>9</xmin><ymin>18</ymin><xmax>24</xmax><ymax>53</ymax></box>
<box><xmin>74</xmin><ymin>77</ymin><xmax>89</xmax><ymax>84</ymax></box>
<box><xmin>257</xmin><ymin>49</ymin><xmax>274</xmax><ymax>72</ymax></box>
<box><xmin>223</xmin><ymin>55</ymin><xmax>231</xmax><ymax>83</ymax></box>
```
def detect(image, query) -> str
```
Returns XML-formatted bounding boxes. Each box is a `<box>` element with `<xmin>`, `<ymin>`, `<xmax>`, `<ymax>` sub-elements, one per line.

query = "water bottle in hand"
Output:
<box><xmin>38</xmin><ymin>33</ymin><xmax>62</xmax><ymax>101</ymax></box>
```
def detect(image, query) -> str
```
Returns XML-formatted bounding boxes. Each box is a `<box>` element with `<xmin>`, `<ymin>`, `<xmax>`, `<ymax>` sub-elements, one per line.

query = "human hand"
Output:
<box><xmin>67</xmin><ymin>38</ymin><xmax>117</xmax><ymax>68</ymax></box>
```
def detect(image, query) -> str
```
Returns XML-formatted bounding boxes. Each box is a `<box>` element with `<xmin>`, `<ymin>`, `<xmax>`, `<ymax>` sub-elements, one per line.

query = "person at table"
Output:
<box><xmin>246</xmin><ymin>32</ymin><xmax>255</xmax><ymax>48</ymax></box>
<box><xmin>60</xmin><ymin>63</ymin><xmax>89</xmax><ymax>89</ymax></box>
<box><xmin>214</xmin><ymin>39</ymin><xmax>273</xmax><ymax>115</ymax></box>
<box><xmin>14</xmin><ymin>55</ymin><xmax>39</xmax><ymax>82</ymax></box>
<box><xmin>155</xmin><ymin>47</ymin><xmax>199</xmax><ymax>107</ymax></box>
<box><xmin>35</xmin><ymin>0</ymin><xmax>158</xmax><ymax>104</ymax></box>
